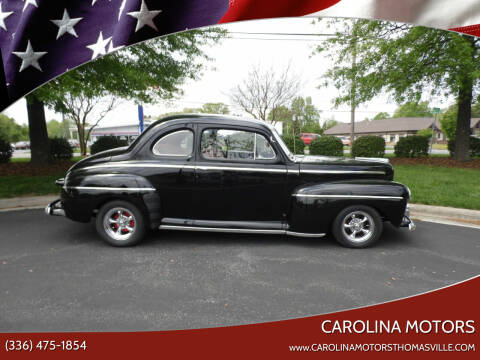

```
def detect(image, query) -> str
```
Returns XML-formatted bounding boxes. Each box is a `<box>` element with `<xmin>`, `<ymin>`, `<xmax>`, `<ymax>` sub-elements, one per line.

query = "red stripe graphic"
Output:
<box><xmin>219</xmin><ymin>0</ymin><xmax>341</xmax><ymax>23</ymax></box>
<box><xmin>450</xmin><ymin>24</ymin><xmax>480</xmax><ymax>37</ymax></box>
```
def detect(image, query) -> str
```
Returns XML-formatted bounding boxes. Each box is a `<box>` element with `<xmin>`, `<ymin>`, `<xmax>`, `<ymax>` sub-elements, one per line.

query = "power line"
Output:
<box><xmin>228</xmin><ymin>32</ymin><xmax>336</xmax><ymax>37</ymax></box>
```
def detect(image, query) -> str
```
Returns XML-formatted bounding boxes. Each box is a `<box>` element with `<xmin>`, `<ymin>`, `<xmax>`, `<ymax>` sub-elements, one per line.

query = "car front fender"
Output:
<box><xmin>288</xmin><ymin>180</ymin><xmax>409</xmax><ymax>233</ymax></box>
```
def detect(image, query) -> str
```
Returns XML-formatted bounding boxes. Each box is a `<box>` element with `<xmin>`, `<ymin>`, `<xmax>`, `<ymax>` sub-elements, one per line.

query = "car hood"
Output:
<box><xmin>296</xmin><ymin>155</ymin><xmax>390</xmax><ymax>166</ymax></box>
<box><xmin>296</xmin><ymin>155</ymin><xmax>394</xmax><ymax>180</ymax></box>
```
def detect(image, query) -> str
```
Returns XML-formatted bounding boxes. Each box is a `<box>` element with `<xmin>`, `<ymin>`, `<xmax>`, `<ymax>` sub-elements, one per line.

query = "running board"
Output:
<box><xmin>158</xmin><ymin>225</ymin><xmax>325</xmax><ymax>238</ymax></box>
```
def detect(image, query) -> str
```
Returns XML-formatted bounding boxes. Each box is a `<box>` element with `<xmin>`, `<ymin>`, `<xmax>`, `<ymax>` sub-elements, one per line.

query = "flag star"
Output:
<box><xmin>13</xmin><ymin>40</ymin><xmax>47</xmax><ymax>72</ymax></box>
<box><xmin>127</xmin><ymin>0</ymin><xmax>162</xmax><ymax>32</ymax></box>
<box><xmin>22</xmin><ymin>0</ymin><xmax>38</xmax><ymax>12</ymax></box>
<box><xmin>118</xmin><ymin>0</ymin><xmax>126</xmax><ymax>20</ymax></box>
<box><xmin>91</xmin><ymin>0</ymin><xmax>111</xmax><ymax>6</ymax></box>
<box><xmin>51</xmin><ymin>9</ymin><xmax>83</xmax><ymax>39</ymax></box>
<box><xmin>86</xmin><ymin>31</ymin><xmax>111</xmax><ymax>60</ymax></box>
<box><xmin>108</xmin><ymin>40</ymin><xmax>124</xmax><ymax>53</ymax></box>
<box><xmin>0</xmin><ymin>3</ymin><xmax>13</xmax><ymax>31</ymax></box>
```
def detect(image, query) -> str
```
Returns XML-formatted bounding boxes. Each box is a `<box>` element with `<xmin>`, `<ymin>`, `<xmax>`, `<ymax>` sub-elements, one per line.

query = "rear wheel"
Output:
<box><xmin>332</xmin><ymin>205</ymin><xmax>383</xmax><ymax>248</ymax></box>
<box><xmin>96</xmin><ymin>200</ymin><xmax>146</xmax><ymax>247</ymax></box>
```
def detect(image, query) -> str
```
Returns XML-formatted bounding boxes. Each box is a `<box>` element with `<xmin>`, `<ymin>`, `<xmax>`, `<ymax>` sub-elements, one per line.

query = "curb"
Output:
<box><xmin>0</xmin><ymin>195</ymin><xmax>57</xmax><ymax>212</ymax></box>
<box><xmin>1</xmin><ymin>195</ymin><xmax>479</xmax><ymax>230</ymax></box>
<box><xmin>409</xmin><ymin>204</ymin><xmax>480</xmax><ymax>230</ymax></box>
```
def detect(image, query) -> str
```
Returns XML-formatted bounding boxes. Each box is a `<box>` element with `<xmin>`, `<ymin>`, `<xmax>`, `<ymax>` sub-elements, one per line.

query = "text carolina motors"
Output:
<box><xmin>321</xmin><ymin>320</ymin><xmax>475</xmax><ymax>334</ymax></box>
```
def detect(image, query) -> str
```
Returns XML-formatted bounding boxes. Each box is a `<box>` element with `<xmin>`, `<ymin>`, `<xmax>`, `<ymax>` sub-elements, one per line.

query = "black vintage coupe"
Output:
<box><xmin>46</xmin><ymin>114</ymin><xmax>415</xmax><ymax>247</ymax></box>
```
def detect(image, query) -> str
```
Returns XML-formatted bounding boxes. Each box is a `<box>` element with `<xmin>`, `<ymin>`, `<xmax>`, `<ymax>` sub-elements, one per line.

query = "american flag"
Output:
<box><xmin>0</xmin><ymin>0</ymin><xmax>229</xmax><ymax>111</ymax></box>
<box><xmin>0</xmin><ymin>0</ymin><xmax>479</xmax><ymax>113</ymax></box>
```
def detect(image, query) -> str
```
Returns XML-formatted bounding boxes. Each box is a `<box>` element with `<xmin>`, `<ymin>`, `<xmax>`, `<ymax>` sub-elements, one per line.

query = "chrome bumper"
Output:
<box><xmin>400</xmin><ymin>204</ymin><xmax>416</xmax><ymax>231</ymax></box>
<box><xmin>45</xmin><ymin>199</ymin><xmax>66</xmax><ymax>217</ymax></box>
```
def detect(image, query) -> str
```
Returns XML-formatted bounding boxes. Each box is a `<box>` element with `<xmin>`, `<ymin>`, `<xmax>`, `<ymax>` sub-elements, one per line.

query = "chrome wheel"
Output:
<box><xmin>103</xmin><ymin>207</ymin><xmax>136</xmax><ymax>241</ymax></box>
<box><xmin>341</xmin><ymin>210</ymin><xmax>375</xmax><ymax>243</ymax></box>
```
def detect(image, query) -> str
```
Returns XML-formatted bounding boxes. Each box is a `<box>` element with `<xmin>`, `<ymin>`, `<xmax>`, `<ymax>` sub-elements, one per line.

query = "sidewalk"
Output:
<box><xmin>1</xmin><ymin>195</ymin><xmax>479</xmax><ymax>230</ymax></box>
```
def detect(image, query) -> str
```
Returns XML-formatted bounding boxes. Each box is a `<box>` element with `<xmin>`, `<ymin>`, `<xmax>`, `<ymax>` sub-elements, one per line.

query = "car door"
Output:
<box><xmin>192</xmin><ymin>125</ymin><xmax>288</xmax><ymax>222</ymax></box>
<box><xmin>143</xmin><ymin>125</ymin><xmax>196</xmax><ymax>219</ymax></box>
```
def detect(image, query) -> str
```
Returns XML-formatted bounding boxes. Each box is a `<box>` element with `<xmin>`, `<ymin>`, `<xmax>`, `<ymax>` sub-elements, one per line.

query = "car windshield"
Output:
<box><xmin>266</xmin><ymin>123</ymin><xmax>295</xmax><ymax>161</ymax></box>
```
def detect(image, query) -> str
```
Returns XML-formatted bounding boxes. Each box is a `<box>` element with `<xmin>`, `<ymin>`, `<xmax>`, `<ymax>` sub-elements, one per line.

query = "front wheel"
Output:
<box><xmin>331</xmin><ymin>205</ymin><xmax>383</xmax><ymax>248</ymax></box>
<box><xmin>96</xmin><ymin>200</ymin><xmax>146</xmax><ymax>247</ymax></box>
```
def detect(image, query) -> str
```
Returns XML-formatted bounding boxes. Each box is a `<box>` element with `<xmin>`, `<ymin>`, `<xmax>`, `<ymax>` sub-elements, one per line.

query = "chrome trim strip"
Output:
<box><xmin>293</xmin><ymin>194</ymin><xmax>403</xmax><ymax>200</ymax></box>
<box><xmin>82</xmin><ymin>163</ymin><xmax>193</xmax><ymax>170</ymax></box>
<box><xmin>286</xmin><ymin>231</ymin><xmax>326</xmax><ymax>238</ymax></box>
<box><xmin>159</xmin><ymin>225</ymin><xmax>326</xmax><ymax>238</ymax></box>
<box><xmin>195</xmin><ymin>165</ymin><xmax>285</xmax><ymax>173</ymax></box>
<box><xmin>159</xmin><ymin>225</ymin><xmax>285</xmax><ymax>235</ymax></box>
<box><xmin>82</xmin><ymin>162</ymin><xmax>384</xmax><ymax>175</ymax></box>
<box><xmin>300</xmin><ymin>170</ymin><xmax>386</xmax><ymax>175</ymax></box>
<box><xmin>67</xmin><ymin>186</ymin><xmax>156</xmax><ymax>192</ymax></box>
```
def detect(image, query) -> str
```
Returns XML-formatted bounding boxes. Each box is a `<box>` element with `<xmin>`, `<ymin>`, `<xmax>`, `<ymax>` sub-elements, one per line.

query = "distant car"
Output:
<box><xmin>14</xmin><ymin>141</ymin><xmax>29</xmax><ymax>150</ymax></box>
<box><xmin>339</xmin><ymin>136</ymin><xmax>351</xmax><ymax>146</ymax></box>
<box><xmin>46</xmin><ymin>114</ymin><xmax>415</xmax><ymax>248</ymax></box>
<box><xmin>300</xmin><ymin>133</ymin><xmax>319</xmax><ymax>145</ymax></box>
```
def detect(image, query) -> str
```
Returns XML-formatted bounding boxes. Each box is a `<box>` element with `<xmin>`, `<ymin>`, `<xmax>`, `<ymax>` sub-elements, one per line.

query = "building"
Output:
<box><xmin>70</xmin><ymin>122</ymin><xmax>152</xmax><ymax>145</ymax></box>
<box><xmin>325</xmin><ymin>117</ymin><xmax>480</xmax><ymax>144</ymax></box>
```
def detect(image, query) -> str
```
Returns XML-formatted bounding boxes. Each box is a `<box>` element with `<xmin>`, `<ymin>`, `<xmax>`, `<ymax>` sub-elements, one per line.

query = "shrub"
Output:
<box><xmin>394</xmin><ymin>136</ymin><xmax>429</xmax><ymax>158</ymax></box>
<box><xmin>0</xmin><ymin>137</ymin><xmax>13</xmax><ymax>163</ymax></box>
<box><xmin>91</xmin><ymin>136</ymin><xmax>128</xmax><ymax>155</ymax></box>
<box><xmin>448</xmin><ymin>136</ymin><xmax>480</xmax><ymax>158</ymax></box>
<box><xmin>351</xmin><ymin>136</ymin><xmax>385</xmax><ymax>158</ymax></box>
<box><xmin>281</xmin><ymin>135</ymin><xmax>305</xmax><ymax>154</ymax></box>
<box><xmin>309</xmin><ymin>136</ymin><xmax>344</xmax><ymax>157</ymax></box>
<box><xmin>417</xmin><ymin>128</ymin><xmax>433</xmax><ymax>139</ymax></box>
<box><xmin>49</xmin><ymin>137</ymin><xmax>73</xmax><ymax>160</ymax></box>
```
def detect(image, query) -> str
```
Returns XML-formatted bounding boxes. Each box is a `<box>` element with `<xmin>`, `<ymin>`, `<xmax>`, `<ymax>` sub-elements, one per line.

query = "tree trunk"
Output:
<box><xmin>76</xmin><ymin>123</ymin><xmax>87</xmax><ymax>156</ymax></box>
<box><xmin>454</xmin><ymin>76</ymin><xmax>472</xmax><ymax>161</ymax></box>
<box><xmin>26</xmin><ymin>94</ymin><xmax>51</xmax><ymax>165</ymax></box>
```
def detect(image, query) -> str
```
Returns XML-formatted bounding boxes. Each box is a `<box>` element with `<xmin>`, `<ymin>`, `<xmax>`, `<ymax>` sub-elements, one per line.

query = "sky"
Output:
<box><xmin>1</xmin><ymin>17</ymin><xmax>452</xmax><ymax>128</ymax></box>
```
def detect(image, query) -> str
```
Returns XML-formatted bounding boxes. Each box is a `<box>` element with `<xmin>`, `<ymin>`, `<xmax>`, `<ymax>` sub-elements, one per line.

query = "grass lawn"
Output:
<box><xmin>0</xmin><ymin>173</ymin><xmax>64</xmax><ymax>198</ymax></box>
<box><xmin>11</xmin><ymin>156</ymin><xmax>85</xmax><ymax>163</ymax></box>
<box><xmin>394</xmin><ymin>165</ymin><xmax>480</xmax><ymax>210</ymax></box>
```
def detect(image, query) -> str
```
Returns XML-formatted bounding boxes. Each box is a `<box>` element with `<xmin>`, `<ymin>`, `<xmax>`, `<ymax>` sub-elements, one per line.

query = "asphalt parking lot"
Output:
<box><xmin>0</xmin><ymin>209</ymin><xmax>479</xmax><ymax>332</ymax></box>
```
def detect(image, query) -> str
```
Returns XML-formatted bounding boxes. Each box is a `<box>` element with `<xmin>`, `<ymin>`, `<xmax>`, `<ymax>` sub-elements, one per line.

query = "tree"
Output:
<box><xmin>393</xmin><ymin>101</ymin><xmax>432</xmax><ymax>118</ymax></box>
<box><xmin>61</xmin><ymin>94</ymin><xmax>117</xmax><ymax>155</ymax></box>
<box><xmin>229</xmin><ymin>64</ymin><xmax>301</xmax><ymax>124</ymax></box>
<box><xmin>439</xmin><ymin>105</ymin><xmax>458</xmax><ymax>141</ymax></box>
<box><xmin>268</xmin><ymin>106</ymin><xmax>293</xmax><ymax>133</ymax></box>
<box><xmin>373</xmin><ymin>112</ymin><xmax>390</xmax><ymax>120</ymax></box>
<box><xmin>472</xmin><ymin>101</ymin><xmax>480</xmax><ymax>117</ymax></box>
<box><xmin>47</xmin><ymin>120</ymin><xmax>64</xmax><ymax>138</ymax></box>
<box><xmin>321</xmin><ymin>118</ymin><xmax>339</xmax><ymax>132</ymax></box>
<box><xmin>27</xmin><ymin>28</ymin><xmax>225</xmax><ymax>164</ymax></box>
<box><xmin>198</xmin><ymin>102</ymin><xmax>230</xmax><ymax>114</ymax></box>
<box><xmin>0</xmin><ymin>114</ymin><xmax>29</xmax><ymax>142</ymax></box>
<box><xmin>314</xmin><ymin>18</ymin><xmax>480</xmax><ymax>160</ymax></box>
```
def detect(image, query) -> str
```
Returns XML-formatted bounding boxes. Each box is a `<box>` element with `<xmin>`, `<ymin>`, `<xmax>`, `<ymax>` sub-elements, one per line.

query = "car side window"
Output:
<box><xmin>152</xmin><ymin>129</ymin><xmax>193</xmax><ymax>157</ymax></box>
<box><xmin>201</xmin><ymin>129</ymin><xmax>276</xmax><ymax>161</ymax></box>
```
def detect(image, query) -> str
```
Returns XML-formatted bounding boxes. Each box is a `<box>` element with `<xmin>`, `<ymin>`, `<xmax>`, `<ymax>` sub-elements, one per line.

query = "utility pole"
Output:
<box><xmin>349</xmin><ymin>22</ymin><xmax>358</xmax><ymax>156</ymax></box>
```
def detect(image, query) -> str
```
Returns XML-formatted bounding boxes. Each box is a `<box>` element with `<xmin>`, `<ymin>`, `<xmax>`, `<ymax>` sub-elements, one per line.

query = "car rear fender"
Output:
<box><xmin>61</xmin><ymin>173</ymin><xmax>161</xmax><ymax>229</ymax></box>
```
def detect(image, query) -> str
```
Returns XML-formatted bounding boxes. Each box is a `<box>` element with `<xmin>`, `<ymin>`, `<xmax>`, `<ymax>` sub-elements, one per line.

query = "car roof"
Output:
<box><xmin>151</xmin><ymin>113</ymin><xmax>272</xmax><ymax>131</ymax></box>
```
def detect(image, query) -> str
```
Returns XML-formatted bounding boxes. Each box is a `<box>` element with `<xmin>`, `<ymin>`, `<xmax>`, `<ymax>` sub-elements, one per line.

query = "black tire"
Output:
<box><xmin>331</xmin><ymin>205</ymin><xmax>383</xmax><ymax>248</ymax></box>
<box><xmin>95</xmin><ymin>200</ymin><xmax>146</xmax><ymax>247</ymax></box>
